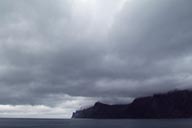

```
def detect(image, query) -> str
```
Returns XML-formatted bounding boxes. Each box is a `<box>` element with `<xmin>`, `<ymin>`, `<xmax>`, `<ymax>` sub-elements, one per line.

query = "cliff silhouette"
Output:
<box><xmin>72</xmin><ymin>90</ymin><xmax>192</xmax><ymax>119</ymax></box>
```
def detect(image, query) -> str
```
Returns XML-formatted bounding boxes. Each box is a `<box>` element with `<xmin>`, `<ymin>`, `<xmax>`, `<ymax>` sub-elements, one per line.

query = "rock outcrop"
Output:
<box><xmin>72</xmin><ymin>90</ymin><xmax>192</xmax><ymax>119</ymax></box>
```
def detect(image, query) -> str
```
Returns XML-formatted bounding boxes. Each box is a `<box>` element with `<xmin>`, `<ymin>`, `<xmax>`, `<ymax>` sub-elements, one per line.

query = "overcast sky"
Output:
<box><xmin>0</xmin><ymin>0</ymin><xmax>192</xmax><ymax>118</ymax></box>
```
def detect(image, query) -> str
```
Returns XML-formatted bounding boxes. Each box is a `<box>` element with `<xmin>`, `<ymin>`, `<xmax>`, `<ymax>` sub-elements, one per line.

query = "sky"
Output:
<box><xmin>0</xmin><ymin>0</ymin><xmax>192</xmax><ymax>118</ymax></box>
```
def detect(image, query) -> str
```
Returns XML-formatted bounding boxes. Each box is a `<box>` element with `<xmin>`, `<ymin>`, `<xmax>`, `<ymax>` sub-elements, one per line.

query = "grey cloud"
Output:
<box><xmin>0</xmin><ymin>0</ymin><xmax>192</xmax><ymax>113</ymax></box>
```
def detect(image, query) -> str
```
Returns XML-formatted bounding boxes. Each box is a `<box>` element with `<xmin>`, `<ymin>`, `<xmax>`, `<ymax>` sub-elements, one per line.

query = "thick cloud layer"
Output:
<box><xmin>0</xmin><ymin>0</ymin><xmax>192</xmax><ymax>118</ymax></box>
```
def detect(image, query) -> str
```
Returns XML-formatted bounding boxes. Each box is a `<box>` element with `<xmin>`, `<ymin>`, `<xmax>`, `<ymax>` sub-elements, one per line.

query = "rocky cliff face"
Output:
<box><xmin>72</xmin><ymin>90</ymin><xmax>192</xmax><ymax>119</ymax></box>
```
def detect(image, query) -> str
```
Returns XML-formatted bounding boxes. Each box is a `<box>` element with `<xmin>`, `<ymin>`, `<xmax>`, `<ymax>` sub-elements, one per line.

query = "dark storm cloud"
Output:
<box><xmin>0</xmin><ymin>0</ymin><xmax>192</xmax><ymax>110</ymax></box>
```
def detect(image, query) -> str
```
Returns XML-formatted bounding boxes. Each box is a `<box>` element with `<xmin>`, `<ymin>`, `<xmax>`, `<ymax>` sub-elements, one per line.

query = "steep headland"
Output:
<box><xmin>72</xmin><ymin>90</ymin><xmax>192</xmax><ymax>119</ymax></box>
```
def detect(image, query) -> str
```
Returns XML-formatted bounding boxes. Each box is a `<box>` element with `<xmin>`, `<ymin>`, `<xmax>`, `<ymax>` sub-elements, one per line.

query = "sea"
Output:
<box><xmin>0</xmin><ymin>118</ymin><xmax>192</xmax><ymax>128</ymax></box>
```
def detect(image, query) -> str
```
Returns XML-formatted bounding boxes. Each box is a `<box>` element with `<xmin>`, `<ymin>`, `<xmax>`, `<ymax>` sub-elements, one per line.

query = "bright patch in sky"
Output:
<box><xmin>70</xmin><ymin>0</ymin><xmax>128</xmax><ymax>37</ymax></box>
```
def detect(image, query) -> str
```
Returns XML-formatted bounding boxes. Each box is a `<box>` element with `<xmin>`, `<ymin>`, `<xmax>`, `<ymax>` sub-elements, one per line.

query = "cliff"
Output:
<box><xmin>72</xmin><ymin>90</ymin><xmax>192</xmax><ymax>119</ymax></box>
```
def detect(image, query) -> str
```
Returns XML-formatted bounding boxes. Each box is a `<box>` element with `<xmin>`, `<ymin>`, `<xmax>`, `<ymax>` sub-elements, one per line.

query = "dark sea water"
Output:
<box><xmin>0</xmin><ymin>118</ymin><xmax>192</xmax><ymax>128</ymax></box>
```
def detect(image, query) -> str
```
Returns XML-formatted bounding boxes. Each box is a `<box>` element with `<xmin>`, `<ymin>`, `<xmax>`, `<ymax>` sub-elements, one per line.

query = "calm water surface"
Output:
<box><xmin>0</xmin><ymin>118</ymin><xmax>191</xmax><ymax>128</ymax></box>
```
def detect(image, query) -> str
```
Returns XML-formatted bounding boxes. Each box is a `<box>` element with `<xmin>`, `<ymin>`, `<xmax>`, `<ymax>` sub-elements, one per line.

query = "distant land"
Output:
<box><xmin>72</xmin><ymin>90</ymin><xmax>192</xmax><ymax>119</ymax></box>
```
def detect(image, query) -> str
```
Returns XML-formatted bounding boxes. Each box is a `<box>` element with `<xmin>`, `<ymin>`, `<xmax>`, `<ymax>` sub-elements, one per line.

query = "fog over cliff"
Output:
<box><xmin>0</xmin><ymin>0</ymin><xmax>192</xmax><ymax>118</ymax></box>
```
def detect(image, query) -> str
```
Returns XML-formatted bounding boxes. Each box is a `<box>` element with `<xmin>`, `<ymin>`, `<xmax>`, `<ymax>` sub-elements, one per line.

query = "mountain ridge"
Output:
<box><xmin>72</xmin><ymin>90</ymin><xmax>192</xmax><ymax>119</ymax></box>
